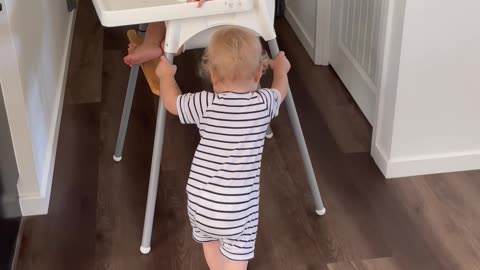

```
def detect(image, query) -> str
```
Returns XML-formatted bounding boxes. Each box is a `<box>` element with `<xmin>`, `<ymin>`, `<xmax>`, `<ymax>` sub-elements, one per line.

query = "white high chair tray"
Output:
<box><xmin>92</xmin><ymin>0</ymin><xmax>255</xmax><ymax>27</ymax></box>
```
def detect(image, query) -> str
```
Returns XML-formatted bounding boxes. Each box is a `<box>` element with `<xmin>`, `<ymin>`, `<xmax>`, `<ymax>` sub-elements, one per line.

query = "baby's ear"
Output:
<box><xmin>210</xmin><ymin>69</ymin><xmax>219</xmax><ymax>85</ymax></box>
<box><xmin>260</xmin><ymin>51</ymin><xmax>271</xmax><ymax>73</ymax></box>
<box><xmin>254</xmin><ymin>64</ymin><xmax>263</xmax><ymax>83</ymax></box>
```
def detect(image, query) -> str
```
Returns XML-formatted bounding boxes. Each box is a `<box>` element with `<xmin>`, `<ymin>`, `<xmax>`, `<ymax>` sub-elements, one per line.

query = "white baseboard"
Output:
<box><xmin>371</xmin><ymin>143</ymin><xmax>388</xmax><ymax>177</ymax></box>
<box><xmin>284</xmin><ymin>6</ymin><xmax>316</xmax><ymax>61</ymax></box>
<box><xmin>19</xmin><ymin>11</ymin><xmax>77</xmax><ymax>216</ymax></box>
<box><xmin>372</xmin><ymin>144</ymin><xmax>480</xmax><ymax>179</ymax></box>
<box><xmin>18</xmin><ymin>193</ymin><xmax>50</xmax><ymax>216</ymax></box>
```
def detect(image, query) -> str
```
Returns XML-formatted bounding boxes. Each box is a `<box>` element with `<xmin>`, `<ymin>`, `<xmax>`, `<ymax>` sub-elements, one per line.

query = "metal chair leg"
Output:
<box><xmin>267</xmin><ymin>39</ymin><xmax>326</xmax><ymax>216</ymax></box>
<box><xmin>139</xmin><ymin>52</ymin><xmax>175</xmax><ymax>254</ymax></box>
<box><xmin>113</xmin><ymin>65</ymin><xmax>139</xmax><ymax>162</ymax></box>
<box><xmin>113</xmin><ymin>24</ymin><xmax>148</xmax><ymax>162</ymax></box>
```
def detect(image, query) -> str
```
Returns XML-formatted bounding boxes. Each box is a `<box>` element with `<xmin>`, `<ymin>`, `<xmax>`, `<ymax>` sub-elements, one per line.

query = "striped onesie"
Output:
<box><xmin>176</xmin><ymin>88</ymin><xmax>281</xmax><ymax>261</ymax></box>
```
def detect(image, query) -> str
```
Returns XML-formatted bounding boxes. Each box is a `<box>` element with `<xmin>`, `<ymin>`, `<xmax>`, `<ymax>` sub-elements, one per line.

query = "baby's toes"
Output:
<box><xmin>128</xmin><ymin>43</ymin><xmax>137</xmax><ymax>50</ymax></box>
<box><xmin>123</xmin><ymin>55</ymin><xmax>132</xmax><ymax>66</ymax></box>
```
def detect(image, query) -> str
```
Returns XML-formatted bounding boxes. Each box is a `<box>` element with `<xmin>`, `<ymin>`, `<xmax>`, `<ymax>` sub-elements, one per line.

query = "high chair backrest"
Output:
<box><xmin>164</xmin><ymin>0</ymin><xmax>276</xmax><ymax>53</ymax></box>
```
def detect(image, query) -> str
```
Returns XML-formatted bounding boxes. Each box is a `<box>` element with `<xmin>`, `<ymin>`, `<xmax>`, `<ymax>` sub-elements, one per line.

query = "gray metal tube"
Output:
<box><xmin>113</xmin><ymin>65</ymin><xmax>139</xmax><ymax>161</ymax></box>
<box><xmin>267</xmin><ymin>39</ymin><xmax>326</xmax><ymax>215</ymax></box>
<box><xmin>138</xmin><ymin>24</ymin><xmax>148</xmax><ymax>34</ymax></box>
<box><xmin>113</xmin><ymin>24</ymin><xmax>148</xmax><ymax>161</ymax></box>
<box><xmin>140</xmin><ymin>53</ymin><xmax>174</xmax><ymax>254</ymax></box>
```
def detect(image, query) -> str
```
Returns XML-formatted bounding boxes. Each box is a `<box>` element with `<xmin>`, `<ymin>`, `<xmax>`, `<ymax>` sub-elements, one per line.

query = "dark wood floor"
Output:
<box><xmin>15</xmin><ymin>3</ymin><xmax>480</xmax><ymax>270</ymax></box>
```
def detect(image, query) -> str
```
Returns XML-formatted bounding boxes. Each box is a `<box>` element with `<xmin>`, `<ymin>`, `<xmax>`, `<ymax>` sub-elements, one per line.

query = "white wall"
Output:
<box><xmin>284</xmin><ymin>0</ymin><xmax>318</xmax><ymax>60</ymax></box>
<box><xmin>373</xmin><ymin>0</ymin><xmax>480</xmax><ymax>177</ymax></box>
<box><xmin>1</xmin><ymin>0</ymin><xmax>75</xmax><ymax>215</ymax></box>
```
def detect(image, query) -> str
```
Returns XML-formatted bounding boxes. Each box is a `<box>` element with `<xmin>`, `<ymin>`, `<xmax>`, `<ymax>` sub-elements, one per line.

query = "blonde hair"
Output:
<box><xmin>199</xmin><ymin>26</ymin><xmax>270</xmax><ymax>82</ymax></box>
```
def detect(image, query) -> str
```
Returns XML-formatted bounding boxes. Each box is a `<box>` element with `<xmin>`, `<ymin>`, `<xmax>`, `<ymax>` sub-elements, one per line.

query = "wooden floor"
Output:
<box><xmin>15</xmin><ymin>3</ymin><xmax>480</xmax><ymax>270</ymax></box>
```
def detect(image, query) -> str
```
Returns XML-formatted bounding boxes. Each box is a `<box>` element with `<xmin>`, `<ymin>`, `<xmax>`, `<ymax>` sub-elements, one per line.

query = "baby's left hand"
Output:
<box><xmin>156</xmin><ymin>56</ymin><xmax>177</xmax><ymax>78</ymax></box>
<box><xmin>187</xmin><ymin>0</ymin><xmax>206</xmax><ymax>7</ymax></box>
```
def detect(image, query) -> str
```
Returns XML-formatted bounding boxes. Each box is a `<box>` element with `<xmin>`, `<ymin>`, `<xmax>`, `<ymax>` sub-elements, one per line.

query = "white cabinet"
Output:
<box><xmin>330</xmin><ymin>0</ymin><xmax>385</xmax><ymax>124</ymax></box>
<box><xmin>373</xmin><ymin>0</ymin><xmax>480</xmax><ymax>178</ymax></box>
<box><xmin>287</xmin><ymin>0</ymin><xmax>480</xmax><ymax>178</ymax></box>
<box><xmin>285</xmin><ymin>0</ymin><xmax>385</xmax><ymax>123</ymax></box>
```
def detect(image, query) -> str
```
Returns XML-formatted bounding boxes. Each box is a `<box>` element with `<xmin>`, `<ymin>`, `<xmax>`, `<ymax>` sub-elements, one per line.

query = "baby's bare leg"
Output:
<box><xmin>144</xmin><ymin>22</ymin><xmax>166</xmax><ymax>46</ymax></box>
<box><xmin>124</xmin><ymin>22</ymin><xmax>166</xmax><ymax>66</ymax></box>
<box><xmin>203</xmin><ymin>241</ymin><xmax>223</xmax><ymax>270</ymax></box>
<box><xmin>223</xmin><ymin>259</ymin><xmax>248</xmax><ymax>270</ymax></box>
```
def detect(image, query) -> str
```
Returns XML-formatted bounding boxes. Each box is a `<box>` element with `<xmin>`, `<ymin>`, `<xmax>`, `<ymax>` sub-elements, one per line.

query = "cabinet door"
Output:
<box><xmin>330</xmin><ymin>0</ymin><xmax>385</xmax><ymax>124</ymax></box>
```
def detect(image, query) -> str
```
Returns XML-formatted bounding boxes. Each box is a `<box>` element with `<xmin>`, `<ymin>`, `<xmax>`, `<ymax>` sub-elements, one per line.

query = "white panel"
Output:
<box><xmin>352</xmin><ymin>0</ymin><xmax>361</xmax><ymax>58</ymax></box>
<box><xmin>347</xmin><ymin>0</ymin><xmax>355</xmax><ymax>50</ymax></box>
<box><xmin>357</xmin><ymin>0</ymin><xmax>368</xmax><ymax>65</ymax></box>
<box><xmin>369</xmin><ymin>0</ymin><xmax>384</xmax><ymax>81</ymax></box>
<box><xmin>331</xmin><ymin>0</ymin><xmax>381</xmax><ymax>124</ymax></box>
<box><xmin>338</xmin><ymin>0</ymin><xmax>383</xmax><ymax>87</ymax></box>
<box><xmin>342</xmin><ymin>0</ymin><xmax>349</xmax><ymax>47</ymax></box>
<box><xmin>364</xmin><ymin>0</ymin><xmax>374</xmax><ymax>75</ymax></box>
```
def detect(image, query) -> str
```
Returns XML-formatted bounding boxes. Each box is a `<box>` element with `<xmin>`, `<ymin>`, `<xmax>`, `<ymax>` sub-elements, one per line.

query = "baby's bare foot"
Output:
<box><xmin>161</xmin><ymin>40</ymin><xmax>185</xmax><ymax>57</ymax></box>
<box><xmin>123</xmin><ymin>42</ymin><xmax>163</xmax><ymax>66</ymax></box>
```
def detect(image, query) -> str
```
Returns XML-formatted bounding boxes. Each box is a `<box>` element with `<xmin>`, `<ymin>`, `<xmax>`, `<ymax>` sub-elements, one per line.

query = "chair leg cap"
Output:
<box><xmin>140</xmin><ymin>246</ymin><xmax>151</xmax><ymax>254</ymax></box>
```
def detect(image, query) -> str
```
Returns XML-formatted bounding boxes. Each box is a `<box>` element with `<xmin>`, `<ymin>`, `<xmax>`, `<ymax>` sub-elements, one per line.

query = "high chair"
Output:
<box><xmin>92</xmin><ymin>0</ymin><xmax>326</xmax><ymax>255</ymax></box>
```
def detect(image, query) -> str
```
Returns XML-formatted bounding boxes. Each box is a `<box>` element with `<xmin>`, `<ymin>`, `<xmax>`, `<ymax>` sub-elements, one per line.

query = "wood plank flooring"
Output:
<box><xmin>14</xmin><ymin>6</ymin><xmax>480</xmax><ymax>270</ymax></box>
<box><xmin>65</xmin><ymin>0</ymin><xmax>103</xmax><ymax>104</ymax></box>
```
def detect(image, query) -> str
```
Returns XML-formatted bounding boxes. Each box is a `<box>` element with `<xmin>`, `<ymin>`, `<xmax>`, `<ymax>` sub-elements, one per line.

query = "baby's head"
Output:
<box><xmin>200</xmin><ymin>26</ymin><xmax>269</xmax><ymax>92</ymax></box>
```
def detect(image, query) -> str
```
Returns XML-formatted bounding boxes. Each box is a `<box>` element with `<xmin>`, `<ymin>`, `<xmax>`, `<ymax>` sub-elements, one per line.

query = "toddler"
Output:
<box><xmin>156</xmin><ymin>26</ymin><xmax>291</xmax><ymax>270</ymax></box>
<box><xmin>124</xmin><ymin>0</ymin><xmax>206</xmax><ymax>66</ymax></box>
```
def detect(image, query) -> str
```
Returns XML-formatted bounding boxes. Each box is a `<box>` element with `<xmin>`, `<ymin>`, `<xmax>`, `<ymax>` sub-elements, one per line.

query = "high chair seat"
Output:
<box><xmin>94</xmin><ymin>0</ymin><xmax>255</xmax><ymax>27</ymax></box>
<box><xmin>126</xmin><ymin>30</ymin><xmax>161</xmax><ymax>96</ymax></box>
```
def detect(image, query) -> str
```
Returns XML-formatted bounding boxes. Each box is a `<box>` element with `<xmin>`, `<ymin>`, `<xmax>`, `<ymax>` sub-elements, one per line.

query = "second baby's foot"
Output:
<box><xmin>123</xmin><ymin>42</ymin><xmax>163</xmax><ymax>66</ymax></box>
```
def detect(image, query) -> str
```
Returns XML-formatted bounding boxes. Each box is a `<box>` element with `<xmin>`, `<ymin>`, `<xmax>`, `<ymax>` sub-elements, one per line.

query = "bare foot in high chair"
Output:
<box><xmin>123</xmin><ymin>41</ymin><xmax>164</xmax><ymax>66</ymax></box>
<box><xmin>161</xmin><ymin>40</ymin><xmax>185</xmax><ymax>57</ymax></box>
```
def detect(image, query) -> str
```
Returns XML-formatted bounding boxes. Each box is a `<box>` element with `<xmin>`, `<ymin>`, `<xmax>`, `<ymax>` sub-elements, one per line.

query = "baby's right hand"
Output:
<box><xmin>156</xmin><ymin>56</ymin><xmax>177</xmax><ymax>78</ymax></box>
<box><xmin>270</xmin><ymin>51</ymin><xmax>291</xmax><ymax>75</ymax></box>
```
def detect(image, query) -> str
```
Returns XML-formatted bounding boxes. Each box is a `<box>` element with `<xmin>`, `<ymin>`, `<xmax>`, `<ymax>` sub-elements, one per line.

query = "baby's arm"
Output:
<box><xmin>155</xmin><ymin>56</ymin><xmax>181</xmax><ymax>115</ymax></box>
<box><xmin>270</xmin><ymin>51</ymin><xmax>291</xmax><ymax>102</ymax></box>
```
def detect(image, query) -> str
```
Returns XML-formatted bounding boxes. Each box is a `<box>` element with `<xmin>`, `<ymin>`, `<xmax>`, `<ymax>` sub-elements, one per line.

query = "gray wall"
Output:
<box><xmin>0</xmin><ymin>84</ymin><xmax>20</xmax><ymax>218</ymax></box>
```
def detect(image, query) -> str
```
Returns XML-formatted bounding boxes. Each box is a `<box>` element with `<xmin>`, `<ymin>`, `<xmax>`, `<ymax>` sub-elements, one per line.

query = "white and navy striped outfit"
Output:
<box><xmin>176</xmin><ymin>88</ymin><xmax>281</xmax><ymax>261</ymax></box>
